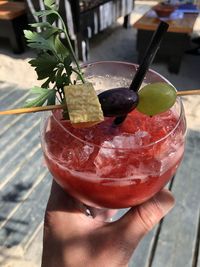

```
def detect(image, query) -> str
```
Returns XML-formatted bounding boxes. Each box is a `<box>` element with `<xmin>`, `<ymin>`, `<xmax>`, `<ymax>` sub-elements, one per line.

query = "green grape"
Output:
<box><xmin>136</xmin><ymin>82</ymin><xmax>177</xmax><ymax>116</ymax></box>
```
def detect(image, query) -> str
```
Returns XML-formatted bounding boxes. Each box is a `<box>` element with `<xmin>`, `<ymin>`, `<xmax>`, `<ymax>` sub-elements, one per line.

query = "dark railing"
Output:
<box><xmin>26</xmin><ymin>0</ymin><xmax>134</xmax><ymax>60</ymax></box>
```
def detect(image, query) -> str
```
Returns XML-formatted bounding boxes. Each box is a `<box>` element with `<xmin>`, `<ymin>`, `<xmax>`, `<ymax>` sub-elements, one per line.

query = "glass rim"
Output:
<box><xmin>81</xmin><ymin>60</ymin><xmax>172</xmax><ymax>81</ymax></box>
<box><xmin>51</xmin><ymin>61</ymin><xmax>185</xmax><ymax>150</ymax></box>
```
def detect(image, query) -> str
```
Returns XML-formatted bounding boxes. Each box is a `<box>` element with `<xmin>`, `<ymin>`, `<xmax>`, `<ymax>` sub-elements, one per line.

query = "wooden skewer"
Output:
<box><xmin>0</xmin><ymin>90</ymin><xmax>199</xmax><ymax>116</ymax></box>
<box><xmin>0</xmin><ymin>104</ymin><xmax>66</xmax><ymax>115</ymax></box>
<box><xmin>177</xmin><ymin>89</ymin><xmax>200</xmax><ymax>96</ymax></box>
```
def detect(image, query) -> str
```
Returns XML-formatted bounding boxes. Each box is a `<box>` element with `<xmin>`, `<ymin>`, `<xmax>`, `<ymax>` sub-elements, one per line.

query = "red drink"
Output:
<box><xmin>40</xmin><ymin>62</ymin><xmax>186</xmax><ymax>209</ymax></box>
<box><xmin>42</xmin><ymin>107</ymin><xmax>185</xmax><ymax>209</ymax></box>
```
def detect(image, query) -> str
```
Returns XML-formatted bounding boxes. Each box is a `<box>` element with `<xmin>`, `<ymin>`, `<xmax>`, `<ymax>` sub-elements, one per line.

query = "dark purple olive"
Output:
<box><xmin>98</xmin><ymin>88</ymin><xmax>139</xmax><ymax>117</ymax></box>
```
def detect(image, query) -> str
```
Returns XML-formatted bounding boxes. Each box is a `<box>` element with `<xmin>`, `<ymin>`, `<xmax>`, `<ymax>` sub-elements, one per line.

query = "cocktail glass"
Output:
<box><xmin>40</xmin><ymin>61</ymin><xmax>186</xmax><ymax>220</ymax></box>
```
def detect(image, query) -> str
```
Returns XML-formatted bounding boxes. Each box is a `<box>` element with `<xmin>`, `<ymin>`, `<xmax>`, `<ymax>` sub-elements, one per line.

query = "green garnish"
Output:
<box><xmin>136</xmin><ymin>82</ymin><xmax>177</xmax><ymax>116</ymax></box>
<box><xmin>23</xmin><ymin>0</ymin><xmax>85</xmax><ymax>108</ymax></box>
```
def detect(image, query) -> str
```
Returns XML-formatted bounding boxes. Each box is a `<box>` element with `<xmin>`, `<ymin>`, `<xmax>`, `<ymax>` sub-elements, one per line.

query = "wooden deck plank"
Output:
<box><xmin>24</xmin><ymin>223</ymin><xmax>43</xmax><ymax>266</ymax></box>
<box><xmin>0</xmin><ymin>112</ymin><xmax>38</xmax><ymax>136</ymax></box>
<box><xmin>196</xmin><ymin>213</ymin><xmax>200</xmax><ymax>267</ymax></box>
<box><xmin>198</xmin><ymin>244</ymin><xmax>200</xmax><ymax>267</ymax></box>
<box><xmin>0</xmin><ymin>149</ymin><xmax>46</xmax><ymax>228</ymax></box>
<box><xmin>0</xmin><ymin>120</ymin><xmax>39</xmax><ymax>162</ymax></box>
<box><xmin>0</xmin><ymin>117</ymin><xmax>39</xmax><ymax>162</ymax></box>
<box><xmin>0</xmin><ymin>113</ymin><xmax>38</xmax><ymax>150</ymax></box>
<box><xmin>0</xmin><ymin>88</ymin><xmax>27</xmax><ymax>110</ymax></box>
<box><xmin>0</xmin><ymin>173</ymin><xmax>51</xmax><ymax>248</ymax></box>
<box><xmin>0</xmin><ymin>92</ymin><xmax>30</xmax><ymax>126</ymax></box>
<box><xmin>0</xmin><ymin>87</ymin><xmax>30</xmax><ymax>133</ymax></box>
<box><xmin>0</xmin><ymin>125</ymin><xmax>40</xmax><ymax>188</ymax></box>
<box><xmin>150</xmin><ymin>129</ymin><xmax>200</xmax><ymax>267</ymax></box>
<box><xmin>0</xmin><ymin>84</ymin><xmax>17</xmax><ymax>101</ymax></box>
<box><xmin>129</xmin><ymin>229</ymin><xmax>157</xmax><ymax>267</ymax></box>
<box><xmin>129</xmin><ymin>182</ymin><xmax>174</xmax><ymax>266</ymax></box>
<box><xmin>0</xmin><ymin>83</ymin><xmax>50</xmax><ymax>254</ymax></box>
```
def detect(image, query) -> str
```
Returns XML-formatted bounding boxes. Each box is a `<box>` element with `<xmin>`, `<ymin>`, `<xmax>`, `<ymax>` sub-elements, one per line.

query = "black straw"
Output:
<box><xmin>114</xmin><ymin>21</ymin><xmax>169</xmax><ymax>125</ymax></box>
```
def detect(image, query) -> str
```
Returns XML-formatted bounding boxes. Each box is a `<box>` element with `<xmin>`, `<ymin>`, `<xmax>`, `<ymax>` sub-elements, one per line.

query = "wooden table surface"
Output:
<box><xmin>0</xmin><ymin>83</ymin><xmax>199</xmax><ymax>266</ymax></box>
<box><xmin>0</xmin><ymin>1</ymin><xmax>26</xmax><ymax>20</ymax></box>
<box><xmin>134</xmin><ymin>11</ymin><xmax>198</xmax><ymax>34</ymax></box>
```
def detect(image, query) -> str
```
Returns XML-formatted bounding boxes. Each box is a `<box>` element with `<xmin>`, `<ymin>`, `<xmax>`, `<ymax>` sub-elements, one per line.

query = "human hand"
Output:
<box><xmin>41</xmin><ymin>181</ymin><xmax>174</xmax><ymax>267</ymax></box>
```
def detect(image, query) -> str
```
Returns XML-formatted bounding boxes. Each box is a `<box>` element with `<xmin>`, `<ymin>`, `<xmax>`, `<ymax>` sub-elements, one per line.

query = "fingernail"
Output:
<box><xmin>154</xmin><ymin>189</ymin><xmax>175</xmax><ymax>216</ymax></box>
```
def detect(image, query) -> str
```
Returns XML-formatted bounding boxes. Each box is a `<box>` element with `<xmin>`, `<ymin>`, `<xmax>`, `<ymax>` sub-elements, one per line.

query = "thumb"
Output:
<box><xmin>112</xmin><ymin>189</ymin><xmax>174</xmax><ymax>253</ymax></box>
